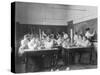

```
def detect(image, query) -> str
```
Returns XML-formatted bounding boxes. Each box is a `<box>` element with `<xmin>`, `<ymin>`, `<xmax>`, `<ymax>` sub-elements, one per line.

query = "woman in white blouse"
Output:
<box><xmin>85</xmin><ymin>28</ymin><xmax>95</xmax><ymax>40</ymax></box>
<box><xmin>19</xmin><ymin>34</ymin><xmax>30</xmax><ymax>54</ymax></box>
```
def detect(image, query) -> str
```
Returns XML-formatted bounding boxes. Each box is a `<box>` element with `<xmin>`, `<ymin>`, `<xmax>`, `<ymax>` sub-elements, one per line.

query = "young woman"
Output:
<box><xmin>19</xmin><ymin>34</ymin><xmax>30</xmax><ymax>54</ymax></box>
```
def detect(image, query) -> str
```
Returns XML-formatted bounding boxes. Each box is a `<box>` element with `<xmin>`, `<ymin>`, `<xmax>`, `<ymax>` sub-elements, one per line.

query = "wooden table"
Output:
<box><xmin>63</xmin><ymin>46</ymin><xmax>96</xmax><ymax>66</ymax></box>
<box><xmin>22</xmin><ymin>46</ymin><xmax>96</xmax><ymax>72</ymax></box>
<box><xmin>23</xmin><ymin>48</ymin><xmax>59</xmax><ymax>72</ymax></box>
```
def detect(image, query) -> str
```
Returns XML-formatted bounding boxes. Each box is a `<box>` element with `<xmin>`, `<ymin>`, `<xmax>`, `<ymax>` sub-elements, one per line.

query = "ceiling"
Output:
<box><xmin>16</xmin><ymin>2</ymin><xmax>97</xmax><ymax>25</ymax></box>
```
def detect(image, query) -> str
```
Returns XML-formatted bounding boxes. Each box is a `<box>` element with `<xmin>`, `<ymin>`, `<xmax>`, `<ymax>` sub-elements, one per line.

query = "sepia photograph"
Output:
<box><xmin>11</xmin><ymin>2</ymin><xmax>97</xmax><ymax>73</ymax></box>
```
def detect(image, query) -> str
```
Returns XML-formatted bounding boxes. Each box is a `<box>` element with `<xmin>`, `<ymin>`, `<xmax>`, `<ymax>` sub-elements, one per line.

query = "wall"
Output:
<box><xmin>74</xmin><ymin>18</ymin><xmax>97</xmax><ymax>34</ymax></box>
<box><xmin>15</xmin><ymin>2</ymin><xmax>97</xmax><ymax>25</ymax></box>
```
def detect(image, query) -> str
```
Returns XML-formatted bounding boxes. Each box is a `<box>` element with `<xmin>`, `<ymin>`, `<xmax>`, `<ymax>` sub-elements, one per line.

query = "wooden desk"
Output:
<box><xmin>63</xmin><ymin>46</ymin><xmax>96</xmax><ymax>65</ymax></box>
<box><xmin>23</xmin><ymin>48</ymin><xmax>59</xmax><ymax>72</ymax></box>
<box><xmin>23</xmin><ymin>48</ymin><xmax>58</xmax><ymax>56</ymax></box>
<box><xmin>22</xmin><ymin>46</ymin><xmax>97</xmax><ymax>72</ymax></box>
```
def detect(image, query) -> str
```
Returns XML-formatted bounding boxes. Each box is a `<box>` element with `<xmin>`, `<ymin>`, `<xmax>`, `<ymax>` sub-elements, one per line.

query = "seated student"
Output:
<box><xmin>78</xmin><ymin>34</ymin><xmax>83</xmax><ymax>43</ymax></box>
<box><xmin>34</xmin><ymin>38</ymin><xmax>40</xmax><ymax>49</ymax></box>
<box><xmin>50</xmin><ymin>33</ymin><xmax>54</xmax><ymax>39</ymax></box>
<box><xmin>28</xmin><ymin>37</ymin><xmax>35</xmax><ymax>50</ymax></box>
<box><xmin>19</xmin><ymin>34</ymin><xmax>30</xmax><ymax>54</ymax></box>
<box><xmin>74</xmin><ymin>32</ymin><xmax>79</xmax><ymax>45</ymax></box>
<box><xmin>62</xmin><ymin>32</ymin><xmax>68</xmax><ymax>40</ymax></box>
<box><xmin>28</xmin><ymin>36</ymin><xmax>40</xmax><ymax>50</ymax></box>
<box><xmin>55</xmin><ymin>35</ymin><xmax>62</xmax><ymax>46</ymax></box>
<box><xmin>29</xmin><ymin>33</ymin><xmax>34</xmax><ymax>40</ymax></box>
<box><xmin>81</xmin><ymin>36</ymin><xmax>91</xmax><ymax>47</ymax></box>
<box><xmin>74</xmin><ymin>34</ymin><xmax>83</xmax><ymax>47</ymax></box>
<box><xmin>56</xmin><ymin>32</ymin><xmax>61</xmax><ymax>39</ymax></box>
<box><xmin>44</xmin><ymin>36</ymin><xmax>54</xmax><ymax>49</ymax></box>
<box><xmin>41</xmin><ymin>31</ymin><xmax>47</xmax><ymax>40</ymax></box>
<box><xmin>62</xmin><ymin>38</ymin><xmax>70</xmax><ymax>48</ymax></box>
